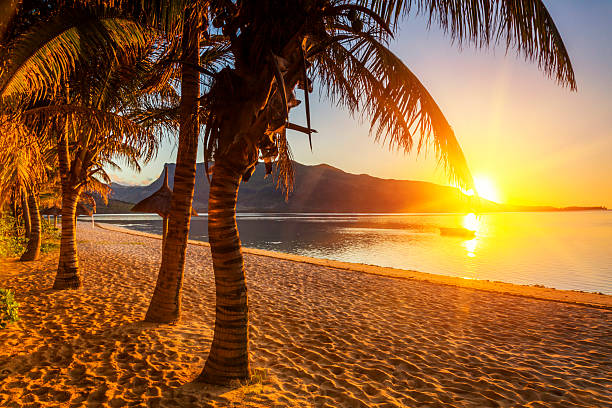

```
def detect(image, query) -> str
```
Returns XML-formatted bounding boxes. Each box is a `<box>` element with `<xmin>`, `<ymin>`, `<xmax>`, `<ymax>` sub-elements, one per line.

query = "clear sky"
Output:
<box><xmin>109</xmin><ymin>1</ymin><xmax>612</xmax><ymax>208</ymax></box>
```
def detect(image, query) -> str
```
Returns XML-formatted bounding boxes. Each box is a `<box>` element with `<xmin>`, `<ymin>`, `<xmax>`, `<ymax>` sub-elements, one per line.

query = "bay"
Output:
<box><xmin>93</xmin><ymin>211</ymin><xmax>612</xmax><ymax>295</ymax></box>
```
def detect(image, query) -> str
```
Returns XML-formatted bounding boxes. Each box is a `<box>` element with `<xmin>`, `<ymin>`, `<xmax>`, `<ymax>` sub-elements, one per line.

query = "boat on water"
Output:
<box><xmin>439</xmin><ymin>227</ymin><xmax>476</xmax><ymax>238</ymax></box>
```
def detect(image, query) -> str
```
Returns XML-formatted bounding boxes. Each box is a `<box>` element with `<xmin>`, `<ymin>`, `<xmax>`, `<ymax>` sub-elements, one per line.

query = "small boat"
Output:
<box><xmin>439</xmin><ymin>227</ymin><xmax>476</xmax><ymax>238</ymax></box>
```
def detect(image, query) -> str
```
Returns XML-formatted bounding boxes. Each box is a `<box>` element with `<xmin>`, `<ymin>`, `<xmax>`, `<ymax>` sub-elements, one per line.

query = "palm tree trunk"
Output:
<box><xmin>145</xmin><ymin>11</ymin><xmax>200</xmax><ymax>323</ymax></box>
<box><xmin>53</xmin><ymin>215</ymin><xmax>57</xmax><ymax>228</ymax></box>
<box><xmin>53</xmin><ymin>127</ymin><xmax>82</xmax><ymax>290</ymax></box>
<box><xmin>53</xmin><ymin>187</ymin><xmax>81</xmax><ymax>289</ymax></box>
<box><xmin>162</xmin><ymin>215</ymin><xmax>168</xmax><ymax>249</ymax></box>
<box><xmin>21</xmin><ymin>193</ymin><xmax>31</xmax><ymax>239</ymax></box>
<box><xmin>20</xmin><ymin>194</ymin><xmax>41</xmax><ymax>261</ymax></box>
<box><xmin>198</xmin><ymin>160</ymin><xmax>250</xmax><ymax>385</ymax></box>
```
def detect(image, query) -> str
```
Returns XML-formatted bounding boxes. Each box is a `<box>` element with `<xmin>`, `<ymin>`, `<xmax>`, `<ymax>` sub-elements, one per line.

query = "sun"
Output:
<box><xmin>472</xmin><ymin>175</ymin><xmax>501</xmax><ymax>203</ymax></box>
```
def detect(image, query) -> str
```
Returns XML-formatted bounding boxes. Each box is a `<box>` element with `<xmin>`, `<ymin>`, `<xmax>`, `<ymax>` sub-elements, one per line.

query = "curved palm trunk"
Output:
<box><xmin>53</xmin><ymin>187</ymin><xmax>81</xmax><ymax>289</ymax></box>
<box><xmin>21</xmin><ymin>193</ymin><xmax>31</xmax><ymax>239</ymax></box>
<box><xmin>145</xmin><ymin>14</ymin><xmax>200</xmax><ymax>323</ymax></box>
<box><xmin>198</xmin><ymin>161</ymin><xmax>249</xmax><ymax>384</ymax></box>
<box><xmin>20</xmin><ymin>194</ymin><xmax>41</xmax><ymax>261</ymax></box>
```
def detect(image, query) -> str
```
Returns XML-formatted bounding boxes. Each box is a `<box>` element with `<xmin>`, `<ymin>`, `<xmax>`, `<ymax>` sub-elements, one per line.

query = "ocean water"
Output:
<box><xmin>93</xmin><ymin>211</ymin><xmax>612</xmax><ymax>295</ymax></box>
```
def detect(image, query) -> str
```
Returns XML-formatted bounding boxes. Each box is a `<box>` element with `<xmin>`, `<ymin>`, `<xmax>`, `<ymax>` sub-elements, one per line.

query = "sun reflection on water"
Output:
<box><xmin>463</xmin><ymin>238</ymin><xmax>478</xmax><ymax>258</ymax></box>
<box><xmin>463</xmin><ymin>213</ymin><xmax>480</xmax><ymax>232</ymax></box>
<box><xmin>462</xmin><ymin>213</ymin><xmax>481</xmax><ymax>259</ymax></box>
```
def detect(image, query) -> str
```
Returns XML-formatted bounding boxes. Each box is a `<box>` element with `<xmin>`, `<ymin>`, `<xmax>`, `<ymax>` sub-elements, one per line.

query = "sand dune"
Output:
<box><xmin>1</xmin><ymin>222</ymin><xmax>610</xmax><ymax>407</ymax></box>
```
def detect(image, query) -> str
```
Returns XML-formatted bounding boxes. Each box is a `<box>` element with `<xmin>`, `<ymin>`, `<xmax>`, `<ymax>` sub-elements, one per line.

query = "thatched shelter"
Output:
<box><xmin>131</xmin><ymin>167</ymin><xmax>197</xmax><ymax>247</ymax></box>
<box><xmin>75</xmin><ymin>202</ymin><xmax>96</xmax><ymax>227</ymax></box>
<box><xmin>41</xmin><ymin>205</ymin><xmax>61</xmax><ymax>227</ymax></box>
<box><xmin>76</xmin><ymin>203</ymin><xmax>93</xmax><ymax>217</ymax></box>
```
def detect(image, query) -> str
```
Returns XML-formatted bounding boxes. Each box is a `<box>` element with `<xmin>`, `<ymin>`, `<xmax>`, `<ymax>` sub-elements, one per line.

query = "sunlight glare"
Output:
<box><xmin>463</xmin><ymin>238</ymin><xmax>478</xmax><ymax>258</ymax></box>
<box><xmin>463</xmin><ymin>213</ymin><xmax>480</xmax><ymax>232</ymax></box>
<box><xmin>473</xmin><ymin>176</ymin><xmax>501</xmax><ymax>203</ymax></box>
<box><xmin>462</xmin><ymin>213</ymin><xmax>481</xmax><ymax>258</ymax></box>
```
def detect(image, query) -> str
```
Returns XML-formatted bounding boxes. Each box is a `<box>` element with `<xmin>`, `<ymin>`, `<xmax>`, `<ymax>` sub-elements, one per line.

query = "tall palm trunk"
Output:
<box><xmin>198</xmin><ymin>160</ymin><xmax>249</xmax><ymax>384</ymax></box>
<box><xmin>53</xmin><ymin>129</ymin><xmax>82</xmax><ymax>290</ymax></box>
<box><xmin>20</xmin><ymin>194</ymin><xmax>41</xmax><ymax>261</ymax></box>
<box><xmin>21</xmin><ymin>193</ymin><xmax>31</xmax><ymax>239</ymax></box>
<box><xmin>53</xmin><ymin>186</ymin><xmax>81</xmax><ymax>289</ymax></box>
<box><xmin>145</xmin><ymin>11</ymin><xmax>200</xmax><ymax>323</ymax></box>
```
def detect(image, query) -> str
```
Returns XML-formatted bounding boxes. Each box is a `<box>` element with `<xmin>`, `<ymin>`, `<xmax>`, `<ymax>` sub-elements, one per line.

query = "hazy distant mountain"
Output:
<box><xmin>103</xmin><ymin>161</ymin><xmax>606</xmax><ymax>214</ymax></box>
<box><xmin>106</xmin><ymin>161</ymin><xmax>491</xmax><ymax>213</ymax></box>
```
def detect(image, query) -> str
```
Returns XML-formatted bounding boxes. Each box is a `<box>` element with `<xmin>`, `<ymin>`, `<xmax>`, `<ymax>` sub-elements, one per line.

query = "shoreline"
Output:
<box><xmin>96</xmin><ymin>222</ymin><xmax>612</xmax><ymax>310</ymax></box>
<box><xmin>2</xmin><ymin>222</ymin><xmax>610</xmax><ymax>407</ymax></box>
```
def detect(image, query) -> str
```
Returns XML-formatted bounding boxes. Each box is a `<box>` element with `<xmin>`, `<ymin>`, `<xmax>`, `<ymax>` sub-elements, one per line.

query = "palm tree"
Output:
<box><xmin>39</xmin><ymin>65</ymin><xmax>159</xmax><ymax>289</ymax></box>
<box><xmin>1</xmin><ymin>3</ymin><xmax>164</xmax><ymax>286</ymax></box>
<box><xmin>188</xmin><ymin>0</ymin><xmax>576</xmax><ymax>384</ymax></box>
<box><xmin>21</xmin><ymin>191</ymin><xmax>30</xmax><ymax>239</ymax></box>
<box><xmin>0</xmin><ymin>0</ymin><xmax>578</xmax><ymax>387</ymax></box>
<box><xmin>142</xmin><ymin>4</ymin><xmax>204</xmax><ymax>322</ymax></box>
<box><xmin>0</xmin><ymin>117</ymin><xmax>50</xmax><ymax>261</ymax></box>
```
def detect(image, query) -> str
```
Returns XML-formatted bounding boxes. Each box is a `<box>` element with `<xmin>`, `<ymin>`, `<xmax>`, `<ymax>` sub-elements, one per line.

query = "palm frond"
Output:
<box><xmin>22</xmin><ymin>104</ymin><xmax>158</xmax><ymax>164</ymax></box>
<box><xmin>0</xmin><ymin>10</ymin><xmax>151</xmax><ymax>104</ymax></box>
<box><xmin>273</xmin><ymin>131</ymin><xmax>294</xmax><ymax>199</ymax></box>
<box><xmin>83</xmin><ymin>175</ymin><xmax>111</xmax><ymax>205</ymax></box>
<box><xmin>360</xmin><ymin>0</ymin><xmax>575</xmax><ymax>88</ymax></box>
<box><xmin>314</xmin><ymin>30</ymin><xmax>473</xmax><ymax>189</ymax></box>
<box><xmin>0</xmin><ymin>117</ymin><xmax>50</xmax><ymax>194</ymax></box>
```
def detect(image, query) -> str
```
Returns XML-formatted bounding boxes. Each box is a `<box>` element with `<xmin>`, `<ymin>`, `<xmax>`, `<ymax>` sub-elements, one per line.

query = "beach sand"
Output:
<box><xmin>1</xmin><ymin>222</ymin><xmax>610</xmax><ymax>407</ymax></box>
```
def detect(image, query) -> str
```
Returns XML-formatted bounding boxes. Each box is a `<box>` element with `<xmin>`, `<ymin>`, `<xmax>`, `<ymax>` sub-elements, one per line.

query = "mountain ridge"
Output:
<box><xmin>103</xmin><ymin>161</ymin><xmax>606</xmax><ymax>213</ymax></box>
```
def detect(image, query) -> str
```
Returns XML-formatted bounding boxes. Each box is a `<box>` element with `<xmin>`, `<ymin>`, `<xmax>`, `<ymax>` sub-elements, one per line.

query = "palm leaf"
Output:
<box><xmin>360</xmin><ymin>0</ymin><xmax>575</xmax><ymax>88</ymax></box>
<box><xmin>314</xmin><ymin>30</ymin><xmax>473</xmax><ymax>189</ymax></box>
<box><xmin>22</xmin><ymin>104</ymin><xmax>158</xmax><ymax>164</ymax></box>
<box><xmin>0</xmin><ymin>9</ymin><xmax>150</xmax><ymax>104</ymax></box>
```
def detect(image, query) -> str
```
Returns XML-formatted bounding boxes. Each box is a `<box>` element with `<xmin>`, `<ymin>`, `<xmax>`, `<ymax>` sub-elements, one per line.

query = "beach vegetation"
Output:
<box><xmin>0</xmin><ymin>0</ymin><xmax>577</xmax><ymax>388</ymax></box>
<box><xmin>0</xmin><ymin>120</ymin><xmax>53</xmax><ymax>261</ymax></box>
<box><xmin>228</xmin><ymin>367</ymin><xmax>271</xmax><ymax>402</ymax></box>
<box><xmin>0</xmin><ymin>209</ymin><xmax>60</xmax><ymax>258</ymax></box>
<box><xmin>1</xmin><ymin>3</ymin><xmax>168</xmax><ymax>287</ymax></box>
<box><xmin>40</xmin><ymin>217</ymin><xmax>60</xmax><ymax>254</ymax></box>
<box><xmin>0</xmin><ymin>215</ymin><xmax>26</xmax><ymax>258</ymax></box>
<box><xmin>187</xmin><ymin>0</ymin><xmax>574</xmax><ymax>386</ymax></box>
<box><xmin>0</xmin><ymin>288</ymin><xmax>19</xmax><ymax>328</ymax></box>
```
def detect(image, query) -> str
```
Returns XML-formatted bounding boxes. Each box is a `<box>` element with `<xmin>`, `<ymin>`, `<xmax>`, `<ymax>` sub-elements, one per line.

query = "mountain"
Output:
<box><xmin>106</xmin><ymin>161</ymin><xmax>493</xmax><ymax>213</ymax></box>
<box><xmin>104</xmin><ymin>161</ymin><xmax>607</xmax><ymax>213</ymax></box>
<box><xmin>94</xmin><ymin>199</ymin><xmax>135</xmax><ymax>214</ymax></box>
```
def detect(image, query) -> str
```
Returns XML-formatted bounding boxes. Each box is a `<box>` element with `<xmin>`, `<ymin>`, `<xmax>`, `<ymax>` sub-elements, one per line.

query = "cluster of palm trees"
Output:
<box><xmin>0</xmin><ymin>0</ymin><xmax>574</xmax><ymax>385</ymax></box>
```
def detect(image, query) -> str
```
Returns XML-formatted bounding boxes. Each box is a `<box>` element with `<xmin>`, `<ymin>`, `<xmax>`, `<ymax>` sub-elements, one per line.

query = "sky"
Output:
<box><xmin>109</xmin><ymin>1</ymin><xmax>612</xmax><ymax>208</ymax></box>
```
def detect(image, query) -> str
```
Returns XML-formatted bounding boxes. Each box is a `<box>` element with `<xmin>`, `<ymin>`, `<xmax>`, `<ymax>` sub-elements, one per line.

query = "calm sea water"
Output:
<box><xmin>94</xmin><ymin>211</ymin><xmax>612</xmax><ymax>294</ymax></box>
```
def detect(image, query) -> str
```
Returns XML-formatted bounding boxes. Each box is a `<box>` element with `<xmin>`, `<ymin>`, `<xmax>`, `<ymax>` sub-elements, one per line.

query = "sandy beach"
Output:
<box><xmin>1</xmin><ymin>222</ymin><xmax>611</xmax><ymax>407</ymax></box>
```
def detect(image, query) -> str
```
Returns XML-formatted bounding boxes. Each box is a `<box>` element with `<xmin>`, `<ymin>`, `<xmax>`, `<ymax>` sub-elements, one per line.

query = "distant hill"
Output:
<box><xmin>94</xmin><ymin>198</ymin><xmax>135</xmax><ymax>214</ymax></box>
<box><xmin>109</xmin><ymin>162</ymin><xmax>606</xmax><ymax>214</ymax></box>
<box><xmin>109</xmin><ymin>161</ymin><xmax>492</xmax><ymax>213</ymax></box>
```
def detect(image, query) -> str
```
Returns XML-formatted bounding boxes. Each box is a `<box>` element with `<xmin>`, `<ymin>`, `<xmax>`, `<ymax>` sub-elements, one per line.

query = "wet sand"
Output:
<box><xmin>1</xmin><ymin>222</ymin><xmax>611</xmax><ymax>407</ymax></box>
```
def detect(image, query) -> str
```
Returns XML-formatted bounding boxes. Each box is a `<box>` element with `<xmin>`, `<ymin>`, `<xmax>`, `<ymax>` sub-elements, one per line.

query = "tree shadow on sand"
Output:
<box><xmin>0</xmin><ymin>317</ymin><xmax>275</xmax><ymax>407</ymax></box>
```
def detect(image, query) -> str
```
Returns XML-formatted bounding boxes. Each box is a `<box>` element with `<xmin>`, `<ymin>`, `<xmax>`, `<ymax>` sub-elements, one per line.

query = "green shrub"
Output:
<box><xmin>0</xmin><ymin>216</ymin><xmax>25</xmax><ymax>258</ymax></box>
<box><xmin>0</xmin><ymin>215</ymin><xmax>61</xmax><ymax>257</ymax></box>
<box><xmin>40</xmin><ymin>218</ymin><xmax>60</xmax><ymax>254</ymax></box>
<box><xmin>0</xmin><ymin>289</ymin><xmax>19</xmax><ymax>328</ymax></box>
